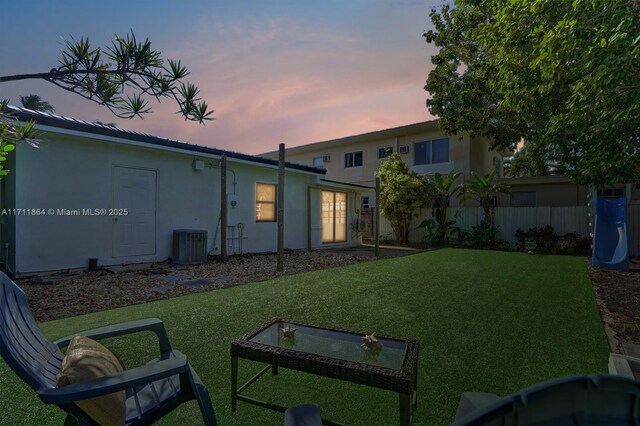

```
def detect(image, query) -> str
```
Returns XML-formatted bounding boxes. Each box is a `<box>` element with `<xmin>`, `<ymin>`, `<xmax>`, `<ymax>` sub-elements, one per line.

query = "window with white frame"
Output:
<box><xmin>378</xmin><ymin>146</ymin><xmax>393</xmax><ymax>159</ymax></box>
<box><xmin>597</xmin><ymin>187</ymin><xmax>624</xmax><ymax>199</ymax></box>
<box><xmin>255</xmin><ymin>182</ymin><xmax>277</xmax><ymax>222</ymax></box>
<box><xmin>414</xmin><ymin>138</ymin><xmax>450</xmax><ymax>165</ymax></box>
<box><xmin>344</xmin><ymin>151</ymin><xmax>363</xmax><ymax>168</ymax></box>
<box><xmin>361</xmin><ymin>196</ymin><xmax>370</xmax><ymax>209</ymax></box>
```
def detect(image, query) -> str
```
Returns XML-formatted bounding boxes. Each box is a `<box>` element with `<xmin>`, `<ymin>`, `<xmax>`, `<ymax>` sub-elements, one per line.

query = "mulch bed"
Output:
<box><xmin>589</xmin><ymin>257</ymin><xmax>640</xmax><ymax>352</ymax></box>
<box><xmin>18</xmin><ymin>250</ymin><xmax>377</xmax><ymax>322</ymax></box>
<box><xmin>16</xmin><ymin>247</ymin><xmax>640</xmax><ymax>355</ymax></box>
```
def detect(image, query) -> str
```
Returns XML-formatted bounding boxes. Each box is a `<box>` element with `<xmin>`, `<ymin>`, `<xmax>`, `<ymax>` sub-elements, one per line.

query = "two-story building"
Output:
<box><xmin>262</xmin><ymin>119</ymin><xmax>501</xmax><ymax>201</ymax></box>
<box><xmin>261</xmin><ymin>120</ymin><xmax>502</xmax><ymax>238</ymax></box>
<box><xmin>261</xmin><ymin>121</ymin><xmax>639</xmax><ymax>254</ymax></box>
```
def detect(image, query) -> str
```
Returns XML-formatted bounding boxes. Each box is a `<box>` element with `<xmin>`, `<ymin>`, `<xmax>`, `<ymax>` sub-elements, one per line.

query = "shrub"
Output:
<box><xmin>553</xmin><ymin>238</ymin><xmax>578</xmax><ymax>255</ymax></box>
<box><xmin>417</xmin><ymin>218</ymin><xmax>458</xmax><ymax>247</ymax></box>
<box><xmin>469</xmin><ymin>222</ymin><xmax>509</xmax><ymax>249</ymax></box>
<box><xmin>553</xmin><ymin>233</ymin><xmax>592</xmax><ymax>255</ymax></box>
<box><xmin>514</xmin><ymin>225</ymin><xmax>558</xmax><ymax>252</ymax></box>
<box><xmin>516</xmin><ymin>226</ymin><xmax>592</xmax><ymax>254</ymax></box>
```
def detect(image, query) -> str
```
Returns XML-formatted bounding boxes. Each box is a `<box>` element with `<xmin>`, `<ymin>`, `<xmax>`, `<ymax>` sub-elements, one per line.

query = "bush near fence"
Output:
<box><xmin>379</xmin><ymin>206</ymin><xmax>592</xmax><ymax>249</ymax></box>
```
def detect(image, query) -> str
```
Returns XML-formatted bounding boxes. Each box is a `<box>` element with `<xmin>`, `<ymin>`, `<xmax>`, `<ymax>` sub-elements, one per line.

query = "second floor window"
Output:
<box><xmin>378</xmin><ymin>147</ymin><xmax>393</xmax><ymax>159</ymax></box>
<box><xmin>312</xmin><ymin>156</ymin><xmax>324</xmax><ymax>168</ymax></box>
<box><xmin>414</xmin><ymin>138</ymin><xmax>450</xmax><ymax>165</ymax></box>
<box><xmin>344</xmin><ymin>151</ymin><xmax>363</xmax><ymax>168</ymax></box>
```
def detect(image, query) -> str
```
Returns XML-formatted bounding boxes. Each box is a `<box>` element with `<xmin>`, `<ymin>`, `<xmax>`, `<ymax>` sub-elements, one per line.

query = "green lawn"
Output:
<box><xmin>0</xmin><ymin>249</ymin><xmax>608</xmax><ymax>425</ymax></box>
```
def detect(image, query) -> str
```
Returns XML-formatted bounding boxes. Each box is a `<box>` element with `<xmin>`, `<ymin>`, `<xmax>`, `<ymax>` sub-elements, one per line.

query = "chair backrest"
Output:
<box><xmin>0</xmin><ymin>272</ymin><xmax>63</xmax><ymax>391</ymax></box>
<box><xmin>454</xmin><ymin>375</ymin><xmax>640</xmax><ymax>425</ymax></box>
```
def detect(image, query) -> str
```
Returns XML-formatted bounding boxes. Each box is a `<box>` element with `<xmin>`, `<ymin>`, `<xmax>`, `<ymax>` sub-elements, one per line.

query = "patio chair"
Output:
<box><xmin>0</xmin><ymin>271</ymin><xmax>217</xmax><ymax>425</ymax></box>
<box><xmin>452</xmin><ymin>375</ymin><xmax>640</xmax><ymax>425</ymax></box>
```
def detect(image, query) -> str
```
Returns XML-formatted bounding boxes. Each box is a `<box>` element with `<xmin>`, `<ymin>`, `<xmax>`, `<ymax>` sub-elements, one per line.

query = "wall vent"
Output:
<box><xmin>322</xmin><ymin>154</ymin><xmax>331</xmax><ymax>162</ymax></box>
<box><xmin>173</xmin><ymin>230</ymin><xmax>207</xmax><ymax>265</ymax></box>
<box><xmin>399</xmin><ymin>146</ymin><xmax>410</xmax><ymax>154</ymax></box>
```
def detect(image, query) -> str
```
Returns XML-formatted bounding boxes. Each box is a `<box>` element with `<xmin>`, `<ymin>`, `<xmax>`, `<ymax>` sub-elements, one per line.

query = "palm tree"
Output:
<box><xmin>460</xmin><ymin>170</ymin><xmax>510</xmax><ymax>224</ymax></box>
<box><xmin>19</xmin><ymin>94</ymin><xmax>55</xmax><ymax>113</ymax></box>
<box><xmin>417</xmin><ymin>171</ymin><xmax>464</xmax><ymax>246</ymax></box>
<box><xmin>427</xmin><ymin>171</ymin><xmax>464</xmax><ymax>228</ymax></box>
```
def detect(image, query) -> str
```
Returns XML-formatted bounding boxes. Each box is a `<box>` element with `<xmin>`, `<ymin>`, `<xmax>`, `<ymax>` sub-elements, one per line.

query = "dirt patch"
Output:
<box><xmin>589</xmin><ymin>257</ymin><xmax>640</xmax><ymax>352</ymax></box>
<box><xmin>17</xmin><ymin>247</ymin><xmax>414</xmax><ymax>322</ymax></box>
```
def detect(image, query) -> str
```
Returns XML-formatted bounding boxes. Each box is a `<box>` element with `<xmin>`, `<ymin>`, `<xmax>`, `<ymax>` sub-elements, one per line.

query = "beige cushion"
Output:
<box><xmin>56</xmin><ymin>335</ymin><xmax>126</xmax><ymax>426</ymax></box>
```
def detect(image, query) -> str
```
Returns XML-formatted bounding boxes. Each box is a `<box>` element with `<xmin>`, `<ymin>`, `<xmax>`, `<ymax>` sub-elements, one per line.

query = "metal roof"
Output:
<box><xmin>5</xmin><ymin>105</ymin><xmax>325</xmax><ymax>175</ymax></box>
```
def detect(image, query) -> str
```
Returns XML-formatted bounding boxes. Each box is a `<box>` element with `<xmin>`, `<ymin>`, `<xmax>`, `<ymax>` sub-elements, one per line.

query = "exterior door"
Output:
<box><xmin>113</xmin><ymin>166</ymin><xmax>157</xmax><ymax>257</ymax></box>
<box><xmin>322</xmin><ymin>190</ymin><xmax>347</xmax><ymax>243</ymax></box>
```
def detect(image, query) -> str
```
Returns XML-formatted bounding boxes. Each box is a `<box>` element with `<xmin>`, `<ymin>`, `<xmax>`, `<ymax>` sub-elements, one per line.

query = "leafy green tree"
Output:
<box><xmin>375</xmin><ymin>153</ymin><xmax>431</xmax><ymax>242</ymax></box>
<box><xmin>502</xmin><ymin>143</ymin><xmax>552</xmax><ymax>178</ymax></box>
<box><xmin>425</xmin><ymin>0</ymin><xmax>640</xmax><ymax>186</ymax></box>
<box><xmin>0</xmin><ymin>31</ymin><xmax>213</xmax><ymax>180</ymax></box>
<box><xmin>460</xmin><ymin>170</ymin><xmax>509</xmax><ymax>225</ymax></box>
<box><xmin>19</xmin><ymin>94</ymin><xmax>55</xmax><ymax>113</ymax></box>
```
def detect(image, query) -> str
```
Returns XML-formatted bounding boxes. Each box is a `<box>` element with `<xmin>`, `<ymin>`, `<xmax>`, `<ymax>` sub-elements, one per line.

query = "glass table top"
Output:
<box><xmin>249</xmin><ymin>321</ymin><xmax>407</xmax><ymax>370</ymax></box>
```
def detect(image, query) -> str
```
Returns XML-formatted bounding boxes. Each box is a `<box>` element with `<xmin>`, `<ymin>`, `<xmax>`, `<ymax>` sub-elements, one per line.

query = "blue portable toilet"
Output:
<box><xmin>592</xmin><ymin>196</ymin><xmax>629</xmax><ymax>272</ymax></box>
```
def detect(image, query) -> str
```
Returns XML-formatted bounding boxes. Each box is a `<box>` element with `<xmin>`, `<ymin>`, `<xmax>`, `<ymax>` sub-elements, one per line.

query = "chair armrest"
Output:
<box><xmin>38</xmin><ymin>352</ymin><xmax>189</xmax><ymax>405</ymax></box>
<box><xmin>53</xmin><ymin>318</ymin><xmax>172</xmax><ymax>355</ymax></box>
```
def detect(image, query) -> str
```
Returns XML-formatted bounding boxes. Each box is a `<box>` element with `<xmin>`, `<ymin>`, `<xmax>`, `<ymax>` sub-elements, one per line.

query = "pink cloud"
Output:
<box><xmin>2</xmin><ymin>4</ymin><xmax>439</xmax><ymax>156</ymax></box>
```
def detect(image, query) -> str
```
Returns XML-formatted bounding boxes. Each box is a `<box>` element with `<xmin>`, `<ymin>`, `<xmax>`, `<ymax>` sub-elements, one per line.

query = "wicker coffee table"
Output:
<box><xmin>231</xmin><ymin>318</ymin><xmax>419</xmax><ymax>425</ymax></box>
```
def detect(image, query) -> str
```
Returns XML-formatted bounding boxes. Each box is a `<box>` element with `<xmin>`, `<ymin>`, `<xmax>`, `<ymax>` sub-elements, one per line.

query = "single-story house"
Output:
<box><xmin>0</xmin><ymin>107</ymin><xmax>369</xmax><ymax>275</ymax></box>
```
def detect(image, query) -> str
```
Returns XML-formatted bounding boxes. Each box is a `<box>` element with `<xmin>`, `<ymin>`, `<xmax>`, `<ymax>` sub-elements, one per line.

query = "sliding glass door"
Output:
<box><xmin>321</xmin><ymin>190</ymin><xmax>347</xmax><ymax>243</ymax></box>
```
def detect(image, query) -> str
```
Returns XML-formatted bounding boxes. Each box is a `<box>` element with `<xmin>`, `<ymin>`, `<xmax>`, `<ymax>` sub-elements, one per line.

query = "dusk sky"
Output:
<box><xmin>1</xmin><ymin>1</ymin><xmax>443</xmax><ymax>155</ymax></box>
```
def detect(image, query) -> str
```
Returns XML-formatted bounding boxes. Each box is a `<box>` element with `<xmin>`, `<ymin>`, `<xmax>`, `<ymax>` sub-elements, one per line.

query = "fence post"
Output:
<box><xmin>375</xmin><ymin>177</ymin><xmax>380</xmax><ymax>257</ymax></box>
<box><xmin>277</xmin><ymin>143</ymin><xmax>285</xmax><ymax>272</ymax></box>
<box><xmin>221</xmin><ymin>155</ymin><xmax>227</xmax><ymax>263</ymax></box>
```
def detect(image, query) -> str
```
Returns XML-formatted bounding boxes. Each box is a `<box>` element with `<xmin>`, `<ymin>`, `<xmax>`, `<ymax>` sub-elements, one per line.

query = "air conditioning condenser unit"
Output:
<box><xmin>173</xmin><ymin>229</ymin><xmax>207</xmax><ymax>265</ymax></box>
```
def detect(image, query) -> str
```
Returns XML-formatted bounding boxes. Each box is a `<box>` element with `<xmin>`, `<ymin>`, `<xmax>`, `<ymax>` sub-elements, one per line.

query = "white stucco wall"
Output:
<box><xmin>13</xmin><ymin>133</ymin><xmax>218</xmax><ymax>273</ymax></box>
<box><xmin>212</xmin><ymin>163</ymin><xmax>362</xmax><ymax>254</ymax></box>
<box><xmin>217</xmin><ymin>161</ymin><xmax>311</xmax><ymax>254</ymax></box>
<box><xmin>11</xmin><ymin>130</ymin><xmax>360</xmax><ymax>273</ymax></box>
